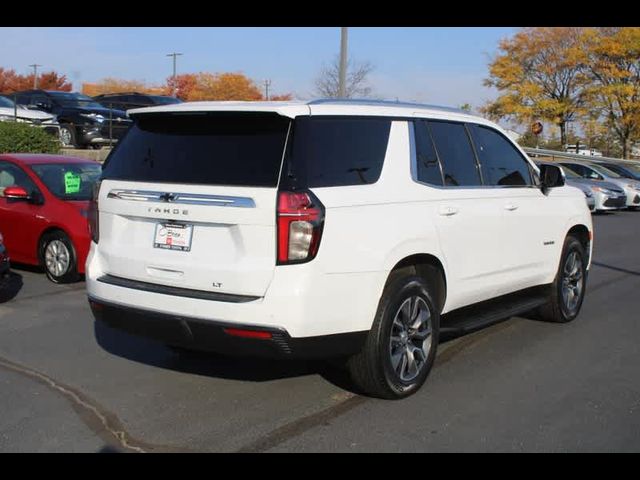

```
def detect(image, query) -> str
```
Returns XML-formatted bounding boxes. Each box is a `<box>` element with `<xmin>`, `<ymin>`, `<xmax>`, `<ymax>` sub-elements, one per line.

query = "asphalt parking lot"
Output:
<box><xmin>1</xmin><ymin>211</ymin><xmax>639</xmax><ymax>452</ymax></box>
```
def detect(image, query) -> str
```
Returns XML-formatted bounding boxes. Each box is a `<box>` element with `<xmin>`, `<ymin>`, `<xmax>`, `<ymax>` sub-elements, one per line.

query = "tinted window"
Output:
<box><xmin>413</xmin><ymin>121</ymin><xmax>443</xmax><ymax>186</ymax></box>
<box><xmin>102</xmin><ymin>113</ymin><xmax>290</xmax><ymax>187</ymax></box>
<box><xmin>428</xmin><ymin>121</ymin><xmax>481</xmax><ymax>186</ymax></box>
<box><xmin>470</xmin><ymin>125</ymin><xmax>532</xmax><ymax>186</ymax></box>
<box><xmin>30</xmin><ymin>163</ymin><xmax>101</xmax><ymax>200</ymax></box>
<box><xmin>283</xmin><ymin>117</ymin><xmax>391</xmax><ymax>188</ymax></box>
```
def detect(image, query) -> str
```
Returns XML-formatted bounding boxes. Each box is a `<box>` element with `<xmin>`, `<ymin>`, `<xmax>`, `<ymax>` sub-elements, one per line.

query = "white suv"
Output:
<box><xmin>86</xmin><ymin>99</ymin><xmax>593</xmax><ymax>399</ymax></box>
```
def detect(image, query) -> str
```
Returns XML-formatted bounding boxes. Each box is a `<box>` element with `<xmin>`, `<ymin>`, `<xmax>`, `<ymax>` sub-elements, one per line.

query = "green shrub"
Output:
<box><xmin>0</xmin><ymin>121</ymin><xmax>61</xmax><ymax>154</ymax></box>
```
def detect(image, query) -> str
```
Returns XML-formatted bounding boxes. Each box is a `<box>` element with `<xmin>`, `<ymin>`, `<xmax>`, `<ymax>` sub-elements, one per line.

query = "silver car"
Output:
<box><xmin>558</xmin><ymin>160</ymin><xmax>640</xmax><ymax>209</ymax></box>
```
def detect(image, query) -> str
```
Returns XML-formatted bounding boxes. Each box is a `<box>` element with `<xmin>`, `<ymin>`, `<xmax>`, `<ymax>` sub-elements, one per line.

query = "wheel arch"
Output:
<box><xmin>386</xmin><ymin>253</ymin><xmax>447</xmax><ymax>314</ymax></box>
<box><xmin>566</xmin><ymin>223</ymin><xmax>592</xmax><ymax>266</ymax></box>
<box><xmin>37</xmin><ymin>226</ymin><xmax>75</xmax><ymax>266</ymax></box>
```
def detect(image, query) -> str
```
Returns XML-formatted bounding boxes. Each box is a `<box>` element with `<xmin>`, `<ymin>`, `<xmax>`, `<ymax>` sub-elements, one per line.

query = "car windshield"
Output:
<box><xmin>589</xmin><ymin>163</ymin><xmax>622</xmax><ymax>178</ymax></box>
<box><xmin>0</xmin><ymin>96</ymin><xmax>16</xmax><ymax>108</ymax></box>
<box><xmin>49</xmin><ymin>92</ymin><xmax>104</xmax><ymax>109</ymax></box>
<box><xmin>603</xmin><ymin>163</ymin><xmax>640</xmax><ymax>178</ymax></box>
<box><xmin>30</xmin><ymin>163</ymin><xmax>102</xmax><ymax>201</ymax></box>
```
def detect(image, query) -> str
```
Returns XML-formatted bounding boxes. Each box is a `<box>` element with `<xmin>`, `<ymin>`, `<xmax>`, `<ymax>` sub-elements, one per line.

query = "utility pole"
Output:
<box><xmin>166</xmin><ymin>52</ymin><xmax>183</xmax><ymax>97</ymax></box>
<box><xmin>338</xmin><ymin>27</ymin><xmax>348</xmax><ymax>98</ymax></box>
<box><xmin>264</xmin><ymin>79</ymin><xmax>271</xmax><ymax>101</ymax></box>
<box><xmin>29</xmin><ymin>64</ymin><xmax>42</xmax><ymax>88</ymax></box>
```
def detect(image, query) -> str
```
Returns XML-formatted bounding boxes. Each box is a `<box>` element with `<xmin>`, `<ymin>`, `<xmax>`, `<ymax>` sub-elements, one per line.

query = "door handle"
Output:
<box><xmin>439</xmin><ymin>206</ymin><xmax>459</xmax><ymax>216</ymax></box>
<box><xmin>504</xmin><ymin>203</ymin><xmax>519</xmax><ymax>211</ymax></box>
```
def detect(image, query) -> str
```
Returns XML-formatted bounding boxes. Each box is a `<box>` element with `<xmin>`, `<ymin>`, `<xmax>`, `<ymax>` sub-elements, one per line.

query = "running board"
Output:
<box><xmin>440</xmin><ymin>287</ymin><xmax>549</xmax><ymax>337</ymax></box>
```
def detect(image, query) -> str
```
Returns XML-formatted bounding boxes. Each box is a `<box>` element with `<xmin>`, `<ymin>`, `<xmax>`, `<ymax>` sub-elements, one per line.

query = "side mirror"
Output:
<box><xmin>3</xmin><ymin>185</ymin><xmax>30</xmax><ymax>201</ymax></box>
<box><xmin>539</xmin><ymin>164</ymin><xmax>565</xmax><ymax>194</ymax></box>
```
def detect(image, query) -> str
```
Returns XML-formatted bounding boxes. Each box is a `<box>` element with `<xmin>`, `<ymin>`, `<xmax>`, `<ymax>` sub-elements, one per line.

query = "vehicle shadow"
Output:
<box><xmin>93</xmin><ymin>317</ymin><xmax>493</xmax><ymax>396</ymax></box>
<box><xmin>0</xmin><ymin>272</ymin><xmax>23</xmax><ymax>303</ymax></box>
<box><xmin>94</xmin><ymin>320</ymin><xmax>324</xmax><ymax>383</ymax></box>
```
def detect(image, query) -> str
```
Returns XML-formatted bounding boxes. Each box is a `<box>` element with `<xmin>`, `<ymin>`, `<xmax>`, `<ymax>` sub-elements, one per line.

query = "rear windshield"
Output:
<box><xmin>101</xmin><ymin>113</ymin><xmax>291</xmax><ymax>187</ymax></box>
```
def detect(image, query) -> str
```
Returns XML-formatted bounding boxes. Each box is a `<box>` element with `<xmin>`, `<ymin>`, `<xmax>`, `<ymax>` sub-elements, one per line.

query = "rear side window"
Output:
<box><xmin>282</xmin><ymin>117</ymin><xmax>392</xmax><ymax>188</ymax></box>
<box><xmin>428</xmin><ymin>121</ymin><xmax>481</xmax><ymax>187</ymax></box>
<box><xmin>469</xmin><ymin>125</ymin><xmax>533</xmax><ymax>186</ymax></box>
<box><xmin>102</xmin><ymin>113</ymin><xmax>291</xmax><ymax>187</ymax></box>
<box><xmin>413</xmin><ymin>120</ymin><xmax>443</xmax><ymax>186</ymax></box>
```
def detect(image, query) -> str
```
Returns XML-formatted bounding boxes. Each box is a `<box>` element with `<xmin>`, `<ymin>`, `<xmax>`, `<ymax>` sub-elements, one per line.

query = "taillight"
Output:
<box><xmin>88</xmin><ymin>180</ymin><xmax>101</xmax><ymax>244</ymax></box>
<box><xmin>277</xmin><ymin>190</ymin><xmax>325</xmax><ymax>265</ymax></box>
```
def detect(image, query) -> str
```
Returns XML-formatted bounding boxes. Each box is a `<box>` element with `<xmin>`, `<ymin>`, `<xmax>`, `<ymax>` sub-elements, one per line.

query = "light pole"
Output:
<box><xmin>29</xmin><ymin>64</ymin><xmax>42</xmax><ymax>89</ymax></box>
<box><xmin>166</xmin><ymin>52</ymin><xmax>183</xmax><ymax>97</ymax></box>
<box><xmin>264</xmin><ymin>79</ymin><xmax>271</xmax><ymax>101</ymax></box>
<box><xmin>338</xmin><ymin>27</ymin><xmax>348</xmax><ymax>98</ymax></box>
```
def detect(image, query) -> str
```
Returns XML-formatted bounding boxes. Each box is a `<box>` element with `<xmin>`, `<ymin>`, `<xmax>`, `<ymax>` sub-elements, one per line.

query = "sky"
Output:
<box><xmin>0</xmin><ymin>27</ymin><xmax>518</xmax><ymax>111</ymax></box>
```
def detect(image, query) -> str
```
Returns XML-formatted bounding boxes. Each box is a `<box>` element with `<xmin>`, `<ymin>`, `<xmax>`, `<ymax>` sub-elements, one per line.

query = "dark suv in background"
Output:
<box><xmin>93</xmin><ymin>92</ymin><xmax>182</xmax><ymax>111</ymax></box>
<box><xmin>11</xmin><ymin>90</ymin><xmax>132</xmax><ymax>149</ymax></box>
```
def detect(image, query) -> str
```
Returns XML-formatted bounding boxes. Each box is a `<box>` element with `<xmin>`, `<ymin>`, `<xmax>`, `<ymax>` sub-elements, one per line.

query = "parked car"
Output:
<box><xmin>542</xmin><ymin>162</ymin><xmax>624</xmax><ymax>212</ymax></box>
<box><xmin>545</xmin><ymin>164</ymin><xmax>597</xmax><ymax>212</ymax></box>
<box><xmin>558</xmin><ymin>160</ymin><xmax>640</xmax><ymax>209</ymax></box>
<box><xmin>0</xmin><ymin>154</ymin><xmax>101</xmax><ymax>283</ymax></box>
<box><xmin>93</xmin><ymin>92</ymin><xmax>182</xmax><ymax>111</ymax></box>
<box><xmin>0</xmin><ymin>94</ymin><xmax>60</xmax><ymax>137</ymax></box>
<box><xmin>11</xmin><ymin>90</ymin><xmax>131</xmax><ymax>149</ymax></box>
<box><xmin>87</xmin><ymin>99</ymin><xmax>592</xmax><ymax>399</ymax></box>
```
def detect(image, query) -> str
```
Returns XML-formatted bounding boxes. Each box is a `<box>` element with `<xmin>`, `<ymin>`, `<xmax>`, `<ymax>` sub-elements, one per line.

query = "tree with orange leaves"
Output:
<box><xmin>0</xmin><ymin>68</ymin><xmax>71</xmax><ymax>93</ymax></box>
<box><xmin>163</xmin><ymin>72</ymin><xmax>292</xmax><ymax>102</ymax></box>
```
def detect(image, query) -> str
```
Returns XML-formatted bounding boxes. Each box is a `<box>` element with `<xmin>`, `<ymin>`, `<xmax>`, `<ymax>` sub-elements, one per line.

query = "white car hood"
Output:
<box><xmin>0</xmin><ymin>106</ymin><xmax>55</xmax><ymax>122</ymax></box>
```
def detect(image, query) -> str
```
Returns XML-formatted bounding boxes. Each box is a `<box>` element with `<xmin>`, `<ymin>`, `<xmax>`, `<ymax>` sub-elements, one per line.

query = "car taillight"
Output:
<box><xmin>277</xmin><ymin>190</ymin><xmax>325</xmax><ymax>265</ymax></box>
<box><xmin>88</xmin><ymin>180</ymin><xmax>101</xmax><ymax>244</ymax></box>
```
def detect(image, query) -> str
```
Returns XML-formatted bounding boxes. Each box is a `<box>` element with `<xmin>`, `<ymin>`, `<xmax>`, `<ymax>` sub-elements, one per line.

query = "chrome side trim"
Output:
<box><xmin>107</xmin><ymin>189</ymin><xmax>256</xmax><ymax>208</ymax></box>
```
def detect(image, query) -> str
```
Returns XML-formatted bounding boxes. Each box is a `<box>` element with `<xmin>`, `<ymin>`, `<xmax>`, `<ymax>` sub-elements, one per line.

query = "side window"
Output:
<box><xmin>286</xmin><ymin>117</ymin><xmax>392</xmax><ymax>188</ymax></box>
<box><xmin>0</xmin><ymin>162</ymin><xmax>38</xmax><ymax>197</ymax></box>
<box><xmin>583</xmin><ymin>167</ymin><xmax>603</xmax><ymax>180</ymax></box>
<box><xmin>469</xmin><ymin>125</ymin><xmax>533</xmax><ymax>186</ymax></box>
<box><xmin>562</xmin><ymin>164</ymin><xmax>584</xmax><ymax>177</ymax></box>
<box><xmin>413</xmin><ymin>120</ymin><xmax>443</xmax><ymax>186</ymax></box>
<box><xmin>428</xmin><ymin>121</ymin><xmax>481</xmax><ymax>187</ymax></box>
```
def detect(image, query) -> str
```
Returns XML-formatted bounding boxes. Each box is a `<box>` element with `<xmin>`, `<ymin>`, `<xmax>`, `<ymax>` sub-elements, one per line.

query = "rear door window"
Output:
<box><xmin>469</xmin><ymin>124</ymin><xmax>533</xmax><ymax>186</ymax></box>
<box><xmin>101</xmin><ymin>112</ymin><xmax>291</xmax><ymax>187</ymax></box>
<box><xmin>428</xmin><ymin>121</ymin><xmax>481</xmax><ymax>187</ymax></box>
<box><xmin>282</xmin><ymin>117</ymin><xmax>392</xmax><ymax>188</ymax></box>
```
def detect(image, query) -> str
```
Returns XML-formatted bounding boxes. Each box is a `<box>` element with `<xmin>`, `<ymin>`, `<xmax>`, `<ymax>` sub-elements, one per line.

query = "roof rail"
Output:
<box><xmin>307</xmin><ymin>98</ymin><xmax>467</xmax><ymax>114</ymax></box>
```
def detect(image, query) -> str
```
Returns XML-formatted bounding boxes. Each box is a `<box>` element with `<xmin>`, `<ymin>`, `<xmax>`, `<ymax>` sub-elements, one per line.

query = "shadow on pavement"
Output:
<box><xmin>591</xmin><ymin>261</ymin><xmax>640</xmax><ymax>276</ymax></box>
<box><xmin>94</xmin><ymin>320</ymin><xmax>327</xmax><ymax>383</ymax></box>
<box><xmin>0</xmin><ymin>272</ymin><xmax>23</xmax><ymax>303</ymax></box>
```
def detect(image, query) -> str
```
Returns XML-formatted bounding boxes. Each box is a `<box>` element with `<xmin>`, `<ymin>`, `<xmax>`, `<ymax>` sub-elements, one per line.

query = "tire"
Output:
<box><xmin>346</xmin><ymin>273</ymin><xmax>440</xmax><ymax>400</ymax></box>
<box><xmin>40</xmin><ymin>231</ymin><xmax>80</xmax><ymax>284</ymax></box>
<box><xmin>59</xmin><ymin>124</ymin><xmax>77</xmax><ymax>148</ymax></box>
<box><xmin>537</xmin><ymin>235</ymin><xmax>587</xmax><ymax>323</ymax></box>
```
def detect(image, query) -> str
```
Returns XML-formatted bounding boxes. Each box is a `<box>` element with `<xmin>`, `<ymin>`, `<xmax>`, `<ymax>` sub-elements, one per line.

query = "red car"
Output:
<box><xmin>0</xmin><ymin>154</ymin><xmax>101</xmax><ymax>283</ymax></box>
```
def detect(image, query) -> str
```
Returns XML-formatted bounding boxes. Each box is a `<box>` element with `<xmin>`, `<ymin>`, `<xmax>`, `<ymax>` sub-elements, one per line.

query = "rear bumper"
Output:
<box><xmin>89</xmin><ymin>297</ymin><xmax>366</xmax><ymax>359</ymax></box>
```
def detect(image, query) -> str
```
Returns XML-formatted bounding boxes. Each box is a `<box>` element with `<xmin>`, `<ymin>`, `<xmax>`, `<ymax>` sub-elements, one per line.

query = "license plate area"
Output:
<box><xmin>153</xmin><ymin>223</ymin><xmax>193</xmax><ymax>252</ymax></box>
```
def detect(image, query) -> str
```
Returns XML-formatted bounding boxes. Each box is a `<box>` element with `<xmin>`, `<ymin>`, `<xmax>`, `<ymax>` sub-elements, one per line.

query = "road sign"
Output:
<box><xmin>531</xmin><ymin>121</ymin><xmax>544</xmax><ymax>136</ymax></box>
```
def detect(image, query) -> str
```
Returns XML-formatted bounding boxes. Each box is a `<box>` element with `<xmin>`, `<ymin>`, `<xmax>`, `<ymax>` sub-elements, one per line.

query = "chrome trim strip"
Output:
<box><xmin>107</xmin><ymin>189</ymin><xmax>256</xmax><ymax>208</ymax></box>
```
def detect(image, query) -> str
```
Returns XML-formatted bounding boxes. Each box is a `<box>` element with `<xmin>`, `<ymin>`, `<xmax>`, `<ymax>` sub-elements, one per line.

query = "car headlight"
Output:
<box><xmin>591</xmin><ymin>186</ymin><xmax>613</xmax><ymax>195</ymax></box>
<box><xmin>79</xmin><ymin>113</ymin><xmax>105</xmax><ymax>123</ymax></box>
<box><xmin>584</xmin><ymin>190</ymin><xmax>593</xmax><ymax>197</ymax></box>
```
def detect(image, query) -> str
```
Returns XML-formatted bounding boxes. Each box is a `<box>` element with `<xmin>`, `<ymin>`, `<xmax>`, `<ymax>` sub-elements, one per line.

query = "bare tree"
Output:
<box><xmin>315</xmin><ymin>56</ymin><xmax>374</xmax><ymax>98</ymax></box>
